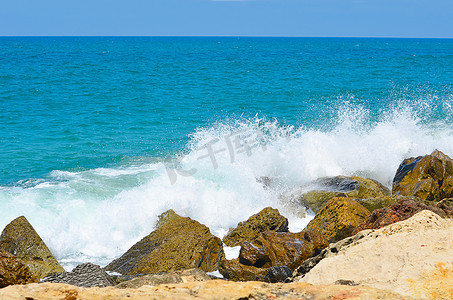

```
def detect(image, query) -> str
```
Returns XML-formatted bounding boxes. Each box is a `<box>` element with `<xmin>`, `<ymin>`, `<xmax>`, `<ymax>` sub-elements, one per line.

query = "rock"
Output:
<box><xmin>263</xmin><ymin>266</ymin><xmax>292</xmax><ymax>283</ymax></box>
<box><xmin>222</xmin><ymin>207</ymin><xmax>288</xmax><ymax>247</ymax></box>
<box><xmin>297</xmin><ymin>176</ymin><xmax>389</xmax><ymax>213</ymax></box>
<box><xmin>0</xmin><ymin>216</ymin><xmax>64</xmax><ymax>279</ymax></box>
<box><xmin>392</xmin><ymin>149</ymin><xmax>453</xmax><ymax>201</ymax></box>
<box><xmin>299</xmin><ymin>210</ymin><xmax>453</xmax><ymax>299</ymax></box>
<box><xmin>435</xmin><ymin>198</ymin><xmax>453</xmax><ymax>217</ymax></box>
<box><xmin>352</xmin><ymin>198</ymin><xmax>452</xmax><ymax>234</ymax></box>
<box><xmin>105</xmin><ymin>211</ymin><xmax>224</xmax><ymax>275</ymax></box>
<box><xmin>116</xmin><ymin>268</ymin><xmax>210</xmax><ymax>289</ymax></box>
<box><xmin>293</xmin><ymin>230</ymin><xmax>372</xmax><ymax>278</ymax></box>
<box><xmin>41</xmin><ymin>263</ymin><xmax>115</xmax><ymax>288</ymax></box>
<box><xmin>238</xmin><ymin>230</ymin><xmax>328</xmax><ymax>271</ymax></box>
<box><xmin>218</xmin><ymin>258</ymin><xmax>267</xmax><ymax>281</ymax></box>
<box><xmin>355</xmin><ymin>195</ymin><xmax>420</xmax><ymax>213</ymax></box>
<box><xmin>0</xmin><ymin>281</ymin><xmax>408</xmax><ymax>299</ymax></box>
<box><xmin>155</xmin><ymin>209</ymin><xmax>179</xmax><ymax>228</ymax></box>
<box><xmin>0</xmin><ymin>250</ymin><xmax>36</xmax><ymax>288</ymax></box>
<box><xmin>305</xmin><ymin>197</ymin><xmax>371</xmax><ymax>243</ymax></box>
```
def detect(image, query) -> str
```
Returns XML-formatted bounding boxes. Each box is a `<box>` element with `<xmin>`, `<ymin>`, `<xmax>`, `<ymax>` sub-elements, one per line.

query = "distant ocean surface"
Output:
<box><xmin>1</xmin><ymin>37</ymin><xmax>453</xmax><ymax>269</ymax></box>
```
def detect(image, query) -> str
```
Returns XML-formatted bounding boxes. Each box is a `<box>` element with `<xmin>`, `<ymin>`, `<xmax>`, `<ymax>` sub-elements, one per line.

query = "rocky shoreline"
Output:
<box><xmin>1</xmin><ymin>150</ymin><xmax>453</xmax><ymax>299</ymax></box>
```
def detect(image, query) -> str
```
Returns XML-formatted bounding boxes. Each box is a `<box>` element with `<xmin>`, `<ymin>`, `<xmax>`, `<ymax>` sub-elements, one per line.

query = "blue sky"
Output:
<box><xmin>1</xmin><ymin>0</ymin><xmax>452</xmax><ymax>37</ymax></box>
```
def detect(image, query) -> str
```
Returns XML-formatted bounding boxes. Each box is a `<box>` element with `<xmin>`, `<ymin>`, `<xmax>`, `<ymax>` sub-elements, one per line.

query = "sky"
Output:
<box><xmin>0</xmin><ymin>0</ymin><xmax>452</xmax><ymax>37</ymax></box>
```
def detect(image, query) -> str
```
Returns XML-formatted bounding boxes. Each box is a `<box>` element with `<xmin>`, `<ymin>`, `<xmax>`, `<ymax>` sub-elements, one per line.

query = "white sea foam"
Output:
<box><xmin>1</xmin><ymin>104</ymin><xmax>453</xmax><ymax>269</ymax></box>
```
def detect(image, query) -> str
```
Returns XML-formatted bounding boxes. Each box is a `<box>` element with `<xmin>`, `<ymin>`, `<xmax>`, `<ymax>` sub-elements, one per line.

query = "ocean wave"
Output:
<box><xmin>1</xmin><ymin>103</ymin><xmax>453</xmax><ymax>269</ymax></box>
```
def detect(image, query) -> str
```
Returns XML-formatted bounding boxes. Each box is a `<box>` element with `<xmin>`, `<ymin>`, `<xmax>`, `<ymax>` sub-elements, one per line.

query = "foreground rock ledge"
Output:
<box><xmin>299</xmin><ymin>210</ymin><xmax>453</xmax><ymax>299</ymax></box>
<box><xmin>0</xmin><ymin>281</ymin><xmax>406</xmax><ymax>299</ymax></box>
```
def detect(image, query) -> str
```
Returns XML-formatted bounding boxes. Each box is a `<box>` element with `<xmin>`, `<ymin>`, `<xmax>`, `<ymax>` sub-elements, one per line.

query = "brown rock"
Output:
<box><xmin>105</xmin><ymin>211</ymin><xmax>224</xmax><ymax>275</ymax></box>
<box><xmin>353</xmin><ymin>198</ymin><xmax>452</xmax><ymax>234</ymax></box>
<box><xmin>0</xmin><ymin>250</ymin><xmax>36</xmax><ymax>288</ymax></box>
<box><xmin>222</xmin><ymin>207</ymin><xmax>288</xmax><ymax>247</ymax></box>
<box><xmin>238</xmin><ymin>230</ymin><xmax>328</xmax><ymax>271</ymax></box>
<box><xmin>392</xmin><ymin>149</ymin><xmax>453</xmax><ymax>201</ymax></box>
<box><xmin>297</xmin><ymin>176</ymin><xmax>389</xmax><ymax>213</ymax></box>
<box><xmin>218</xmin><ymin>258</ymin><xmax>267</xmax><ymax>281</ymax></box>
<box><xmin>306</xmin><ymin>197</ymin><xmax>370</xmax><ymax>243</ymax></box>
<box><xmin>0</xmin><ymin>216</ymin><xmax>64</xmax><ymax>279</ymax></box>
<box><xmin>0</xmin><ymin>281</ymin><xmax>407</xmax><ymax>299</ymax></box>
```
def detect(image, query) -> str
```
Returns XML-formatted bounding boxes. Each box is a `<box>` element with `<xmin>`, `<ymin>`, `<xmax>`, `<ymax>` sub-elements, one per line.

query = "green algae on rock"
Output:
<box><xmin>0</xmin><ymin>216</ymin><xmax>64</xmax><ymax>279</ymax></box>
<box><xmin>222</xmin><ymin>207</ymin><xmax>289</xmax><ymax>247</ymax></box>
<box><xmin>306</xmin><ymin>197</ymin><xmax>370</xmax><ymax>243</ymax></box>
<box><xmin>105</xmin><ymin>210</ymin><xmax>224</xmax><ymax>275</ymax></box>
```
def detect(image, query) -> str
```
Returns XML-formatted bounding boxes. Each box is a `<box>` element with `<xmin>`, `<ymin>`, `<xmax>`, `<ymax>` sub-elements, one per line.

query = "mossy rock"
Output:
<box><xmin>0</xmin><ymin>216</ymin><xmax>64</xmax><ymax>279</ymax></box>
<box><xmin>222</xmin><ymin>207</ymin><xmax>288</xmax><ymax>247</ymax></box>
<box><xmin>105</xmin><ymin>210</ymin><xmax>224</xmax><ymax>275</ymax></box>
<box><xmin>299</xmin><ymin>176</ymin><xmax>389</xmax><ymax>213</ymax></box>
<box><xmin>306</xmin><ymin>197</ymin><xmax>371</xmax><ymax>243</ymax></box>
<box><xmin>392</xmin><ymin>150</ymin><xmax>453</xmax><ymax>201</ymax></box>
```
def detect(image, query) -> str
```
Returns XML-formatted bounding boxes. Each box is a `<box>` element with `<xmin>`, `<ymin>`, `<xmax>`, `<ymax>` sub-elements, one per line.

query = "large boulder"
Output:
<box><xmin>222</xmin><ymin>207</ymin><xmax>288</xmax><ymax>247</ymax></box>
<box><xmin>0</xmin><ymin>216</ymin><xmax>64</xmax><ymax>279</ymax></box>
<box><xmin>392</xmin><ymin>149</ymin><xmax>453</xmax><ymax>201</ymax></box>
<box><xmin>238</xmin><ymin>230</ymin><xmax>328</xmax><ymax>271</ymax></box>
<box><xmin>219</xmin><ymin>230</ymin><xmax>328</xmax><ymax>282</ymax></box>
<box><xmin>299</xmin><ymin>210</ymin><xmax>453</xmax><ymax>299</ymax></box>
<box><xmin>352</xmin><ymin>198</ymin><xmax>452</xmax><ymax>234</ymax></box>
<box><xmin>297</xmin><ymin>176</ymin><xmax>389</xmax><ymax>213</ymax></box>
<box><xmin>105</xmin><ymin>211</ymin><xmax>224</xmax><ymax>275</ymax></box>
<box><xmin>0</xmin><ymin>250</ymin><xmax>36</xmax><ymax>288</ymax></box>
<box><xmin>41</xmin><ymin>263</ymin><xmax>115</xmax><ymax>287</ymax></box>
<box><xmin>305</xmin><ymin>197</ymin><xmax>370</xmax><ymax>243</ymax></box>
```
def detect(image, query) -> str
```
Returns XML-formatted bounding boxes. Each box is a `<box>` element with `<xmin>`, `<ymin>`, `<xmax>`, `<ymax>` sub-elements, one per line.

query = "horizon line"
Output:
<box><xmin>0</xmin><ymin>35</ymin><xmax>452</xmax><ymax>39</ymax></box>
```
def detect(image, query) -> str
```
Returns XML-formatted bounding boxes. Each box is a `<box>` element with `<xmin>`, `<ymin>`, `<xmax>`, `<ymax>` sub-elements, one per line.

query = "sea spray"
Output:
<box><xmin>1</xmin><ymin>104</ymin><xmax>453</xmax><ymax>270</ymax></box>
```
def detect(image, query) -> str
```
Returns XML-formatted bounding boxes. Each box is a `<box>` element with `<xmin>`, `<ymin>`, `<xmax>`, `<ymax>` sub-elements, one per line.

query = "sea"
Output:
<box><xmin>0</xmin><ymin>37</ymin><xmax>452</xmax><ymax>270</ymax></box>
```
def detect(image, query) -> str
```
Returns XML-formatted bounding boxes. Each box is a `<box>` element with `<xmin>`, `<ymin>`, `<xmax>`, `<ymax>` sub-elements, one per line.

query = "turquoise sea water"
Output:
<box><xmin>1</xmin><ymin>37</ymin><xmax>453</xmax><ymax>269</ymax></box>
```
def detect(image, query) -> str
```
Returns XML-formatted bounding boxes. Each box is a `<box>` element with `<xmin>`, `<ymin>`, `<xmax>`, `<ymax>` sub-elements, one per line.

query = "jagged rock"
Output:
<box><xmin>306</xmin><ymin>197</ymin><xmax>370</xmax><ymax>243</ymax></box>
<box><xmin>155</xmin><ymin>209</ymin><xmax>179</xmax><ymax>228</ymax></box>
<box><xmin>352</xmin><ymin>198</ymin><xmax>452</xmax><ymax>234</ymax></box>
<box><xmin>293</xmin><ymin>230</ymin><xmax>373</xmax><ymax>278</ymax></box>
<box><xmin>41</xmin><ymin>263</ymin><xmax>115</xmax><ymax>288</ymax></box>
<box><xmin>116</xmin><ymin>268</ymin><xmax>210</xmax><ymax>288</ymax></box>
<box><xmin>435</xmin><ymin>198</ymin><xmax>453</xmax><ymax>217</ymax></box>
<box><xmin>0</xmin><ymin>281</ymin><xmax>408</xmax><ymax>299</ymax></box>
<box><xmin>105</xmin><ymin>211</ymin><xmax>224</xmax><ymax>275</ymax></box>
<box><xmin>0</xmin><ymin>250</ymin><xmax>36</xmax><ymax>288</ymax></box>
<box><xmin>296</xmin><ymin>176</ymin><xmax>389</xmax><ymax>213</ymax></box>
<box><xmin>238</xmin><ymin>230</ymin><xmax>328</xmax><ymax>271</ymax></box>
<box><xmin>222</xmin><ymin>207</ymin><xmax>288</xmax><ymax>247</ymax></box>
<box><xmin>218</xmin><ymin>258</ymin><xmax>267</xmax><ymax>281</ymax></box>
<box><xmin>263</xmin><ymin>266</ymin><xmax>292</xmax><ymax>283</ymax></box>
<box><xmin>392</xmin><ymin>149</ymin><xmax>453</xmax><ymax>201</ymax></box>
<box><xmin>299</xmin><ymin>210</ymin><xmax>453</xmax><ymax>299</ymax></box>
<box><xmin>0</xmin><ymin>216</ymin><xmax>64</xmax><ymax>279</ymax></box>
